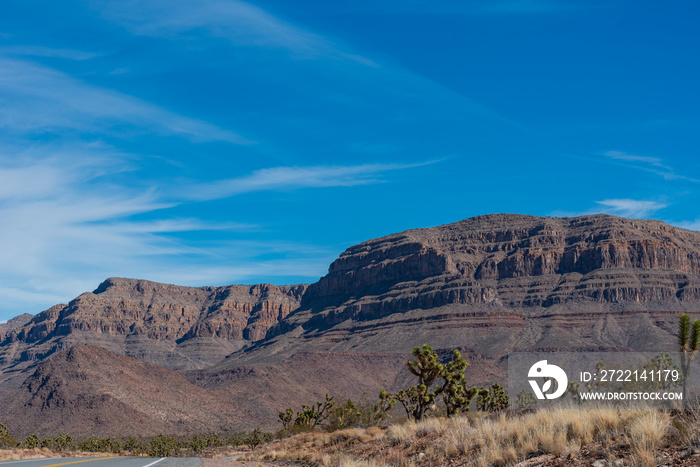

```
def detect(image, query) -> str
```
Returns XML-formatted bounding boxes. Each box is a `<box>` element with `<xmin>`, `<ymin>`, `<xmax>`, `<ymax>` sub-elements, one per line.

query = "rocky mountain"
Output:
<box><xmin>229</xmin><ymin>214</ymin><xmax>700</xmax><ymax>367</ymax></box>
<box><xmin>0</xmin><ymin>313</ymin><xmax>33</xmax><ymax>336</ymax></box>
<box><xmin>292</xmin><ymin>213</ymin><xmax>700</xmax><ymax>325</ymax></box>
<box><xmin>0</xmin><ymin>279</ymin><xmax>306</xmax><ymax>388</ymax></box>
<box><xmin>0</xmin><ymin>345</ymin><xmax>251</xmax><ymax>438</ymax></box>
<box><xmin>2</xmin><ymin>213</ymin><xmax>700</xmax><ymax>436</ymax></box>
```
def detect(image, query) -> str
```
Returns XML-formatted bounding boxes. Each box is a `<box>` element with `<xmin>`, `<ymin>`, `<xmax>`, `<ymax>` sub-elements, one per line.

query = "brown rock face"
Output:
<box><xmin>0</xmin><ymin>344</ymin><xmax>419</xmax><ymax>438</ymax></box>
<box><xmin>4</xmin><ymin>213</ymin><xmax>700</xmax><ymax>437</ymax></box>
<box><xmin>287</xmin><ymin>214</ymin><xmax>700</xmax><ymax>332</ymax></box>
<box><xmin>0</xmin><ymin>278</ymin><xmax>306</xmax><ymax>388</ymax></box>
<box><xmin>0</xmin><ymin>345</ymin><xmax>252</xmax><ymax>438</ymax></box>
<box><xmin>0</xmin><ymin>313</ymin><xmax>33</xmax><ymax>338</ymax></box>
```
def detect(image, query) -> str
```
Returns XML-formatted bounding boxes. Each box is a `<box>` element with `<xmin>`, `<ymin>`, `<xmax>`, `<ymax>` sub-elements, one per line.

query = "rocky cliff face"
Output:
<box><xmin>3</xmin><ymin>213</ymin><xmax>700</xmax><ymax>437</ymax></box>
<box><xmin>0</xmin><ymin>278</ymin><xmax>306</xmax><ymax>388</ymax></box>
<box><xmin>0</xmin><ymin>313</ymin><xmax>33</xmax><ymax>338</ymax></box>
<box><xmin>9</xmin><ymin>278</ymin><xmax>306</xmax><ymax>343</ymax></box>
<box><xmin>283</xmin><ymin>214</ymin><xmax>700</xmax><ymax>333</ymax></box>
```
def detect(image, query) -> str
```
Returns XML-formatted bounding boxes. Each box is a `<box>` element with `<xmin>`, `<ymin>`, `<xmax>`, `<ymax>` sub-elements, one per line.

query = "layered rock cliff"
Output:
<box><xmin>276</xmin><ymin>214</ymin><xmax>700</xmax><ymax>334</ymax></box>
<box><xmin>3</xmin><ymin>213</ymin><xmax>700</xmax><ymax>436</ymax></box>
<box><xmin>0</xmin><ymin>278</ymin><xmax>306</xmax><ymax>388</ymax></box>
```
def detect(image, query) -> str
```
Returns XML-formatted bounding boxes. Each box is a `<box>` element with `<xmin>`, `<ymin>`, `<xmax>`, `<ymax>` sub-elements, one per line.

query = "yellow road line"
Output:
<box><xmin>40</xmin><ymin>458</ymin><xmax>114</xmax><ymax>467</ymax></box>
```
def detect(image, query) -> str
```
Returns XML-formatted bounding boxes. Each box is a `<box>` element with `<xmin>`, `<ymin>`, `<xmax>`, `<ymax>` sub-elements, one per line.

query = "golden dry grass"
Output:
<box><xmin>0</xmin><ymin>447</ymin><xmax>115</xmax><ymax>461</ymax></box>
<box><xmin>627</xmin><ymin>410</ymin><xmax>669</xmax><ymax>466</ymax></box>
<box><xmin>247</xmin><ymin>406</ymin><xmax>677</xmax><ymax>466</ymax></box>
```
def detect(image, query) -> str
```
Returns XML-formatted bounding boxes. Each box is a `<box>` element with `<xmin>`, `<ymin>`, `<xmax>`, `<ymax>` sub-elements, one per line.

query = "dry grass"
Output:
<box><xmin>673</xmin><ymin>399</ymin><xmax>700</xmax><ymax>447</ymax></box>
<box><xmin>245</xmin><ymin>405</ymin><xmax>678</xmax><ymax>466</ymax></box>
<box><xmin>0</xmin><ymin>447</ymin><xmax>115</xmax><ymax>461</ymax></box>
<box><xmin>627</xmin><ymin>411</ymin><xmax>670</xmax><ymax>466</ymax></box>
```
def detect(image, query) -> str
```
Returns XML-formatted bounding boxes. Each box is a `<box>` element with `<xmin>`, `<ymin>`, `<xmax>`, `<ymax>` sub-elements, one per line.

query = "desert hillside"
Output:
<box><xmin>2</xmin><ymin>213</ymin><xmax>700</xmax><ymax>436</ymax></box>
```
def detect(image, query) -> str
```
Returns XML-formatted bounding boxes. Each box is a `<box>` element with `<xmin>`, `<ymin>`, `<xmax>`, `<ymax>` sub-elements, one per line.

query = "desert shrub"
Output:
<box><xmin>107</xmin><ymin>438</ymin><xmax>123</xmax><ymax>453</ymax></box>
<box><xmin>224</xmin><ymin>432</ymin><xmax>247</xmax><ymax>446</ymax></box>
<box><xmin>23</xmin><ymin>434</ymin><xmax>40</xmax><ymax>449</ymax></box>
<box><xmin>475</xmin><ymin>384</ymin><xmax>509</xmax><ymax>412</ymax></box>
<box><xmin>78</xmin><ymin>437</ymin><xmax>104</xmax><ymax>452</ymax></box>
<box><xmin>0</xmin><ymin>424</ymin><xmax>17</xmax><ymax>448</ymax></box>
<box><xmin>326</xmin><ymin>399</ymin><xmax>360</xmax><ymax>431</ymax></box>
<box><xmin>278</xmin><ymin>394</ymin><xmax>335</xmax><ymax>433</ymax></box>
<box><xmin>206</xmin><ymin>433</ymin><xmax>224</xmax><ymax>448</ymax></box>
<box><xmin>185</xmin><ymin>433</ymin><xmax>228</xmax><ymax>454</ymax></box>
<box><xmin>326</xmin><ymin>394</ymin><xmax>396</xmax><ymax>431</ymax></box>
<box><xmin>246</xmin><ymin>428</ymin><xmax>272</xmax><ymax>448</ymax></box>
<box><xmin>188</xmin><ymin>434</ymin><xmax>206</xmax><ymax>454</ymax></box>
<box><xmin>123</xmin><ymin>436</ymin><xmax>146</xmax><ymax>454</ymax></box>
<box><xmin>147</xmin><ymin>434</ymin><xmax>182</xmax><ymax>457</ymax></box>
<box><xmin>515</xmin><ymin>390</ymin><xmax>537</xmax><ymax>410</ymax></box>
<box><xmin>52</xmin><ymin>433</ymin><xmax>75</xmax><ymax>451</ymax></box>
<box><xmin>628</xmin><ymin>411</ymin><xmax>670</xmax><ymax>467</ymax></box>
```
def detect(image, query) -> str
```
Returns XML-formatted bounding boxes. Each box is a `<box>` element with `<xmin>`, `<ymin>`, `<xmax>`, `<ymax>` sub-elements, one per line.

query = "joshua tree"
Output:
<box><xmin>476</xmin><ymin>384</ymin><xmax>509</xmax><ymax>412</ymax></box>
<box><xmin>679</xmin><ymin>313</ymin><xmax>700</xmax><ymax>402</ymax></box>
<box><xmin>393</xmin><ymin>345</ymin><xmax>480</xmax><ymax>420</ymax></box>
<box><xmin>395</xmin><ymin>345</ymin><xmax>446</xmax><ymax>421</ymax></box>
<box><xmin>278</xmin><ymin>407</ymin><xmax>294</xmax><ymax>429</ymax></box>
<box><xmin>516</xmin><ymin>390</ymin><xmax>538</xmax><ymax>410</ymax></box>
<box><xmin>278</xmin><ymin>394</ymin><xmax>335</xmax><ymax>430</ymax></box>
<box><xmin>440</xmin><ymin>349</ymin><xmax>478</xmax><ymax>417</ymax></box>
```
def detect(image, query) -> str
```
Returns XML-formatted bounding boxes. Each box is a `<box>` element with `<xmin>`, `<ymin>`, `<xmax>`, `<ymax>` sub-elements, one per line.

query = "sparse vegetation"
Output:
<box><xmin>4</xmin><ymin>341</ymin><xmax>700</xmax><ymax>465</ymax></box>
<box><xmin>515</xmin><ymin>389</ymin><xmax>537</xmax><ymax>410</ymax></box>
<box><xmin>0</xmin><ymin>425</ymin><xmax>16</xmax><ymax>449</ymax></box>
<box><xmin>679</xmin><ymin>312</ymin><xmax>700</xmax><ymax>402</ymax></box>
<box><xmin>383</xmin><ymin>345</ymin><xmax>493</xmax><ymax>421</ymax></box>
<box><xmin>279</xmin><ymin>394</ymin><xmax>336</xmax><ymax>433</ymax></box>
<box><xmin>475</xmin><ymin>383</ymin><xmax>509</xmax><ymax>413</ymax></box>
<box><xmin>239</xmin><ymin>405</ymin><xmax>693</xmax><ymax>466</ymax></box>
<box><xmin>324</xmin><ymin>393</ymin><xmax>395</xmax><ymax>431</ymax></box>
<box><xmin>0</xmin><ymin>428</ymin><xmax>272</xmax><ymax>461</ymax></box>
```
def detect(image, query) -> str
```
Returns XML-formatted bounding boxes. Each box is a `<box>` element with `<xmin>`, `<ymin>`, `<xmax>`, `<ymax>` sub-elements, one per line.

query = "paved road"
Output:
<box><xmin>0</xmin><ymin>457</ymin><xmax>203</xmax><ymax>467</ymax></box>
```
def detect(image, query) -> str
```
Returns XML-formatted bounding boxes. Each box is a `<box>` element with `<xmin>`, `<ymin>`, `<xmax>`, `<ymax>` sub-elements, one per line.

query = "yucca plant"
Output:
<box><xmin>678</xmin><ymin>313</ymin><xmax>700</xmax><ymax>402</ymax></box>
<box><xmin>395</xmin><ymin>344</ymin><xmax>445</xmax><ymax>420</ymax></box>
<box><xmin>440</xmin><ymin>349</ymin><xmax>477</xmax><ymax>417</ymax></box>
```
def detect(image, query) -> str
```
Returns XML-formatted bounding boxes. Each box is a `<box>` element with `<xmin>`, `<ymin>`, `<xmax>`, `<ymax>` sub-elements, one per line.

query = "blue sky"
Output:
<box><xmin>0</xmin><ymin>0</ymin><xmax>698</xmax><ymax>319</ymax></box>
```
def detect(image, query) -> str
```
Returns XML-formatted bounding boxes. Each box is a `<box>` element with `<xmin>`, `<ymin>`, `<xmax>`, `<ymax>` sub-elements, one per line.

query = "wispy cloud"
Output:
<box><xmin>603</xmin><ymin>151</ymin><xmax>699</xmax><ymax>183</ymax></box>
<box><xmin>672</xmin><ymin>219</ymin><xmax>700</xmax><ymax>232</ymax></box>
<box><xmin>551</xmin><ymin>198</ymin><xmax>668</xmax><ymax>219</ymax></box>
<box><xmin>0</xmin><ymin>57</ymin><xmax>249</xmax><ymax>143</ymax></box>
<box><xmin>93</xmin><ymin>0</ymin><xmax>375</xmax><ymax>64</ymax></box>
<box><xmin>181</xmin><ymin>161</ymin><xmax>438</xmax><ymax>201</ymax></box>
<box><xmin>594</xmin><ymin>199</ymin><xmax>668</xmax><ymax>218</ymax></box>
<box><xmin>90</xmin><ymin>0</ymin><xmax>515</xmax><ymax>126</ymax></box>
<box><xmin>0</xmin><ymin>143</ymin><xmax>426</xmax><ymax>317</ymax></box>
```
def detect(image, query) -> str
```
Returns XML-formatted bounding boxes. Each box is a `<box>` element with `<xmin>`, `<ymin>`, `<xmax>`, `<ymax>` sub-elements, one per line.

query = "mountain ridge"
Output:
<box><xmin>0</xmin><ymin>278</ymin><xmax>307</xmax><ymax>388</ymax></box>
<box><xmin>2</xmin><ymin>213</ymin><xmax>700</xmax><ymax>436</ymax></box>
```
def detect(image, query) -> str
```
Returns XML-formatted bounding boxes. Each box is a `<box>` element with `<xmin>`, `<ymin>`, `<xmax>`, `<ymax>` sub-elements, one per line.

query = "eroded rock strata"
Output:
<box><xmin>3</xmin><ymin>213</ymin><xmax>700</xmax><ymax>435</ymax></box>
<box><xmin>0</xmin><ymin>278</ymin><xmax>306</xmax><ymax>387</ymax></box>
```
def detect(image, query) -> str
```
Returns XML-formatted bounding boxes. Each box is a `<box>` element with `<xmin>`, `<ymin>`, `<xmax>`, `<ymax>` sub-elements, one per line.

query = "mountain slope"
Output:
<box><xmin>0</xmin><ymin>345</ymin><xmax>254</xmax><ymax>438</ymax></box>
<box><xmin>2</xmin><ymin>213</ymin><xmax>700</xmax><ymax>436</ymax></box>
<box><xmin>0</xmin><ymin>279</ymin><xmax>306</xmax><ymax>388</ymax></box>
<box><xmin>219</xmin><ymin>214</ymin><xmax>700</xmax><ymax>367</ymax></box>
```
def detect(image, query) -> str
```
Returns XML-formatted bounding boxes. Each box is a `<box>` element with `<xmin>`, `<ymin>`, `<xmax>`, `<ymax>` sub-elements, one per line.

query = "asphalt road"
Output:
<box><xmin>0</xmin><ymin>457</ymin><xmax>203</xmax><ymax>467</ymax></box>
